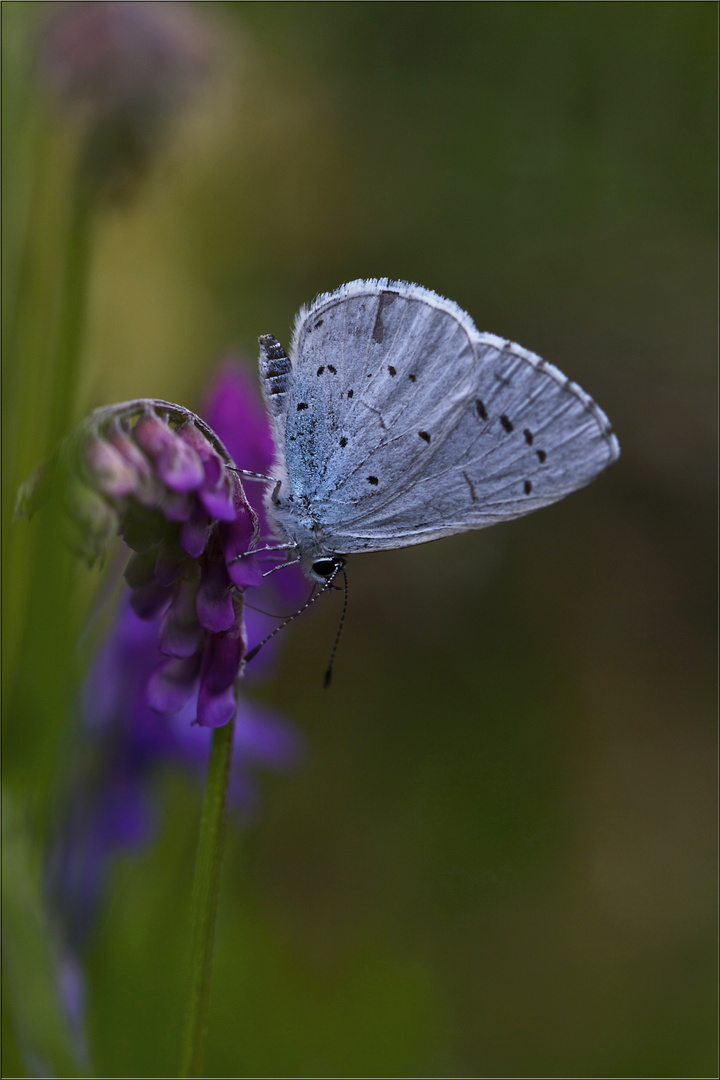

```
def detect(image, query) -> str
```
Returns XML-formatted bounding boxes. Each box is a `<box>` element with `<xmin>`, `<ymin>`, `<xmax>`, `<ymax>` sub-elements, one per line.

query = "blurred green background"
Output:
<box><xmin>2</xmin><ymin>2</ymin><xmax>717</xmax><ymax>1077</ymax></box>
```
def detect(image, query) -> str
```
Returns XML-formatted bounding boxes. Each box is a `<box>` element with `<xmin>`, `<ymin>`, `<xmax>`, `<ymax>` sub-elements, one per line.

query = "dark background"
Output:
<box><xmin>3</xmin><ymin>3</ymin><xmax>717</xmax><ymax>1077</ymax></box>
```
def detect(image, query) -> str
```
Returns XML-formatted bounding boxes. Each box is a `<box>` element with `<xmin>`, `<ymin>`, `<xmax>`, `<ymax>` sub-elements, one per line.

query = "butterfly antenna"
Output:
<box><xmin>323</xmin><ymin>567</ymin><xmax>348</xmax><ymax>689</ymax></box>
<box><xmin>226</xmin><ymin>467</ymin><xmax>277</xmax><ymax>483</ymax></box>
<box><xmin>244</xmin><ymin>563</ymin><xmax>342</xmax><ymax>664</ymax></box>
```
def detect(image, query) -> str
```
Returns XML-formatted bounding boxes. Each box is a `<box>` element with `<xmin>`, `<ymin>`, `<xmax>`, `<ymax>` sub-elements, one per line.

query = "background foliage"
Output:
<box><xmin>3</xmin><ymin>3</ymin><xmax>717</xmax><ymax>1077</ymax></box>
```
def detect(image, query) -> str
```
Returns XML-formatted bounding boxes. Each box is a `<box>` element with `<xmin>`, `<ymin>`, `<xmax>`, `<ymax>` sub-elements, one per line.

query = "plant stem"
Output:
<box><xmin>6</xmin><ymin>151</ymin><xmax>95</xmax><ymax>822</ymax></box>
<box><xmin>48</xmin><ymin>167</ymin><xmax>94</xmax><ymax>453</ymax></box>
<box><xmin>180</xmin><ymin>718</ymin><xmax>235</xmax><ymax>1078</ymax></box>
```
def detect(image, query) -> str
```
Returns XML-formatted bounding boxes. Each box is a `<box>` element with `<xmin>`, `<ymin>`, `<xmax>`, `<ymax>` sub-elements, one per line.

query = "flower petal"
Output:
<box><xmin>222</xmin><ymin>475</ymin><xmax>262</xmax><ymax>588</ymax></box>
<box><xmin>179</xmin><ymin>504</ymin><xmax>210</xmax><ymax>557</ymax></box>
<box><xmin>154</xmin><ymin>539</ymin><xmax>187</xmax><ymax>587</ymax></box>
<box><xmin>83</xmin><ymin>436</ymin><xmax>137</xmax><ymax>497</ymax></box>
<box><xmin>198</xmin><ymin>470</ymin><xmax>236</xmax><ymax>521</ymax></box>
<box><xmin>133</xmin><ymin>413</ymin><xmax>205</xmax><ymax>492</ymax></box>
<box><xmin>195</xmin><ymin>604</ymin><xmax>246</xmax><ymax>727</ymax></box>
<box><xmin>196</xmin><ymin>557</ymin><xmax>234</xmax><ymax>632</ymax></box>
<box><xmin>129</xmin><ymin>581</ymin><xmax>172</xmax><ymax>620</ymax></box>
<box><xmin>159</xmin><ymin>570</ymin><xmax>202</xmax><ymax>658</ymax></box>
<box><xmin>146</xmin><ymin>653</ymin><xmax>201</xmax><ymax>714</ymax></box>
<box><xmin>196</xmin><ymin>683</ymin><xmax>237</xmax><ymax>729</ymax></box>
<box><xmin>109</xmin><ymin>424</ymin><xmax>161</xmax><ymax>507</ymax></box>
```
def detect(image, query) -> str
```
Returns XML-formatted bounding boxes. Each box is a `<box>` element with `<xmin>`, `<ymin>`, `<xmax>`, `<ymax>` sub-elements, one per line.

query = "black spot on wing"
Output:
<box><xmin>524</xmin><ymin>480</ymin><xmax>532</xmax><ymax>494</ymax></box>
<box><xmin>339</xmin><ymin>437</ymin><xmax>347</xmax><ymax>447</ymax></box>
<box><xmin>316</xmin><ymin>366</ymin><xmax>324</xmax><ymax>376</ymax></box>
<box><xmin>297</xmin><ymin>402</ymin><xmax>308</xmax><ymax>411</ymax></box>
<box><xmin>367</xmin><ymin>475</ymin><xmax>379</xmax><ymax>485</ymax></box>
<box><xmin>536</xmin><ymin>449</ymin><xmax>547</xmax><ymax>463</ymax></box>
<box><xmin>372</xmin><ymin>291</ymin><xmax>399</xmax><ymax>344</ymax></box>
<box><xmin>347</xmin><ymin>389</ymin><xmax>354</xmax><ymax>398</ymax></box>
<box><xmin>408</xmin><ymin>373</ymin><xmax>417</xmax><ymax>383</ymax></box>
<box><xmin>523</xmin><ymin>428</ymin><xmax>534</xmax><ymax>445</ymax></box>
<box><xmin>475</xmin><ymin>399</ymin><xmax>488</xmax><ymax>421</ymax></box>
<box><xmin>500</xmin><ymin>414</ymin><xmax>513</xmax><ymax>433</ymax></box>
<box><xmin>418</xmin><ymin>431</ymin><xmax>431</xmax><ymax>443</ymax></box>
<box><xmin>328</xmin><ymin>364</ymin><xmax>337</xmax><ymax>374</ymax></box>
<box><xmin>314</xmin><ymin>318</ymin><xmax>324</xmax><ymax>329</ymax></box>
<box><xmin>388</xmin><ymin>365</ymin><xmax>397</xmax><ymax>376</ymax></box>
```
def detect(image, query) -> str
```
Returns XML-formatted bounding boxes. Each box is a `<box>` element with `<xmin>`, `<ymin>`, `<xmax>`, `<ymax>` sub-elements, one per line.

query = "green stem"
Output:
<box><xmin>5</xmin><ymin>154</ymin><xmax>95</xmax><ymax>816</ymax></box>
<box><xmin>48</xmin><ymin>168</ymin><xmax>94</xmax><ymax>453</ymax></box>
<box><xmin>180</xmin><ymin>718</ymin><xmax>236</xmax><ymax>1078</ymax></box>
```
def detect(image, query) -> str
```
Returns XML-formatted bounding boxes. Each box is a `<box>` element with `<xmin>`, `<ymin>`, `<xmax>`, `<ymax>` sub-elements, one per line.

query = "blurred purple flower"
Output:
<box><xmin>39</xmin><ymin>1</ymin><xmax>211</xmax><ymax>110</ymax></box>
<box><xmin>47</xmin><ymin>595</ymin><xmax>302</xmax><ymax>951</ymax></box>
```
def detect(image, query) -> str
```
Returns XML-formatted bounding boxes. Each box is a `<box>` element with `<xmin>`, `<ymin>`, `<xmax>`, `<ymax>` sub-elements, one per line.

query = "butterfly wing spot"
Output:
<box><xmin>536</xmin><ymin>449</ymin><xmax>547</xmax><ymax>463</ymax></box>
<box><xmin>408</xmin><ymin>374</ymin><xmax>417</xmax><ymax>383</ymax></box>
<box><xmin>347</xmin><ymin>389</ymin><xmax>354</xmax><ymax>398</ymax></box>
<box><xmin>418</xmin><ymin>431</ymin><xmax>431</xmax><ymax>443</ymax></box>
<box><xmin>462</xmin><ymin>470</ymin><xmax>478</xmax><ymax>503</ymax></box>
<box><xmin>523</xmin><ymin>428</ymin><xmax>534</xmax><ymax>445</ymax></box>
<box><xmin>297</xmin><ymin>402</ymin><xmax>309</xmax><ymax>411</ymax></box>
<box><xmin>500</xmin><ymin>414</ymin><xmax>514</xmax><ymax>433</ymax></box>
<box><xmin>317</xmin><ymin>366</ymin><xmax>325</xmax><ymax>375</ymax></box>
<box><xmin>314</xmin><ymin>318</ymin><xmax>324</xmax><ymax>329</ymax></box>
<box><xmin>328</xmin><ymin>364</ymin><xmax>337</xmax><ymax>374</ymax></box>
<box><xmin>339</xmin><ymin>437</ymin><xmax>347</xmax><ymax>447</ymax></box>
<box><xmin>524</xmin><ymin>480</ymin><xmax>532</xmax><ymax>495</ymax></box>
<box><xmin>372</xmin><ymin>290</ymin><xmax>400</xmax><ymax>344</ymax></box>
<box><xmin>388</xmin><ymin>366</ymin><xmax>397</xmax><ymax>376</ymax></box>
<box><xmin>367</xmin><ymin>476</ymin><xmax>379</xmax><ymax>485</ymax></box>
<box><xmin>475</xmin><ymin>399</ymin><xmax>488</xmax><ymax>421</ymax></box>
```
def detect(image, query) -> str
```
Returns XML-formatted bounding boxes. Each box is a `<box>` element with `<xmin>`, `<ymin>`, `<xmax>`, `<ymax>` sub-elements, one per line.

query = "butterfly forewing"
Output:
<box><xmin>285</xmin><ymin>284</ymin><xmax>478</xmax><ymax>504</ymax></box>
<box><xmin>265</xmin><ymin>279</ymin><xmax>619</xmax><ymax>557</ymax></box>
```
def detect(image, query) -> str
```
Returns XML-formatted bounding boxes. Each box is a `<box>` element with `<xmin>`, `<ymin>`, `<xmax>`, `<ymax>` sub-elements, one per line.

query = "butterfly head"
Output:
<box><xmin>308</xmin><ymin>555</ymin><xmax>345</xmax><ymax>586</ymax></box>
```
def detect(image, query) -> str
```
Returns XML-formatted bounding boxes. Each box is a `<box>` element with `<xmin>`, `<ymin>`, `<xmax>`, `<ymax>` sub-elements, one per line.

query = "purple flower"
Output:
<box><xmin>48</xmin><ymin>596</ymin><xmax>302</xmax><ymax>951</ymax></box>
<box><xmin>44</xmin><ymin>364</ymin><xmax>305</xmax><ymax>952</ymax></box>
<box><xmin>19</xmin><ymin>398</ymin><xmax>263</xmax><ymax>728</ymax></box>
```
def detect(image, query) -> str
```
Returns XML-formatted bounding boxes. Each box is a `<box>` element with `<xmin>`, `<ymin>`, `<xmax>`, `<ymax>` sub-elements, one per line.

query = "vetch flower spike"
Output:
<box><xmin>16</xmin><ymin>399</ymin><xmax>261</xmax><ymax>729</ymax></box>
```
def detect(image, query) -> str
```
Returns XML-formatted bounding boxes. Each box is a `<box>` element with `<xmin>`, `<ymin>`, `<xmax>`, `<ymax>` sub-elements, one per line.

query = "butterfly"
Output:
<box><xmin>258</xmin><ymin>279</ymin><xmax>619</xmax><ymax>583</ymax></box>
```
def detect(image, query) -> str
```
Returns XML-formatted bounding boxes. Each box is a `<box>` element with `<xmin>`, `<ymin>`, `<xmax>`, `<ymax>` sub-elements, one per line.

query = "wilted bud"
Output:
<box><xmin>38</xmin><ymin>1</ymin><xmax>215</xmax><ymax>199</ymax></box>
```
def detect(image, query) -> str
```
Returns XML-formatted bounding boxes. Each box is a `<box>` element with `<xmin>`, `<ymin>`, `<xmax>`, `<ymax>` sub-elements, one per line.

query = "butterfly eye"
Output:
<box><xmin>311</xmin><ymin>557</ymin><xmax>343</xmax><ymax>579</ymax></box>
